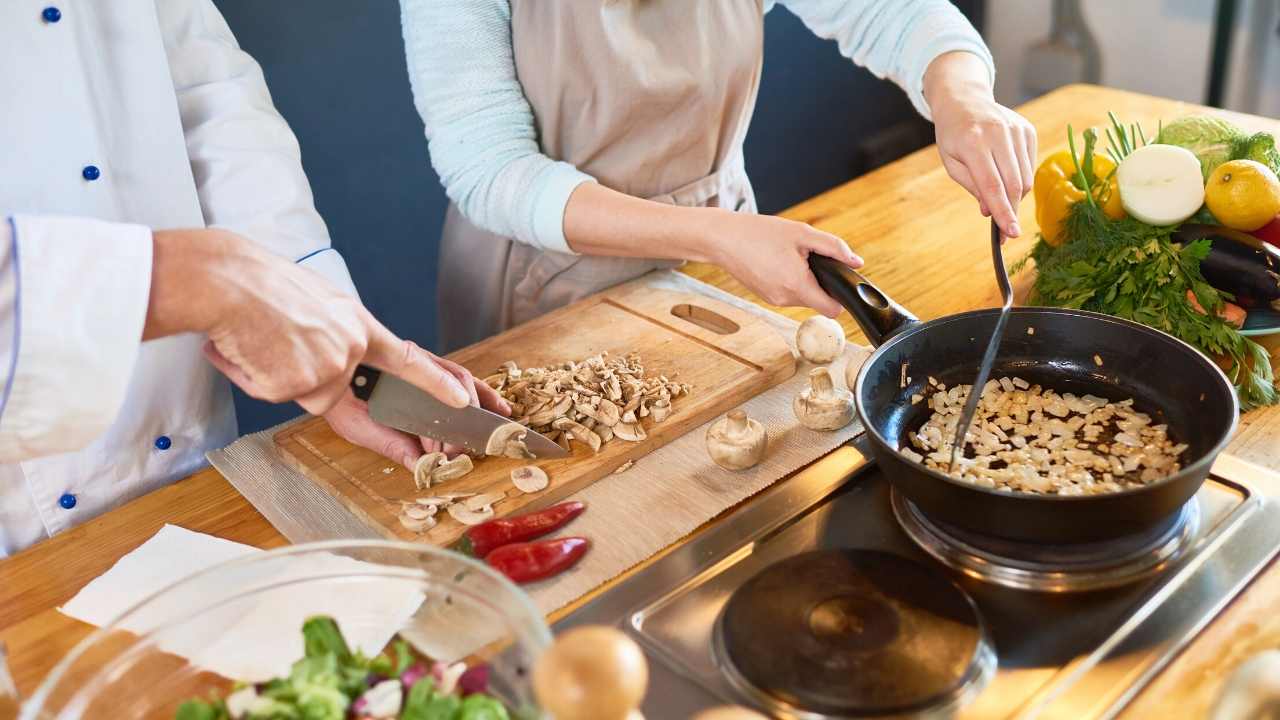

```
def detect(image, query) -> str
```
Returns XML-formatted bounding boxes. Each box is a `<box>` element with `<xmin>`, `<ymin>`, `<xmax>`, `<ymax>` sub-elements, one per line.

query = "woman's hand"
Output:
<box><xmin>323</xmin><ymin>354</ymin><xmax>511</xmax><ymax>470</ymax></box>
<box><xmin>564</xmin><ymin>183</ymin><xmax>862</xmax><ymax>318</ymax></box>
<box><xmin>924</xmin><ymin>52</ymin><xmax>1037</xmax><ymax>239</ymax></box>
<box><xmin>697</xmin><ymin>209</ymin><xmax>863</xmax><ymax>318</ymax></box>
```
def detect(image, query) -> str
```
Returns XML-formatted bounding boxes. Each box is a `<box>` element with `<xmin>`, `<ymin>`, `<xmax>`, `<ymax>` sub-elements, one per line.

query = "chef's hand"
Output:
<box><xmin>144</xmin><ymin>228</ymin><xmax>473</xmax><ymax>416</ymax></box>
<box><xmin>323</xmin><ymin>355</ymin><xmax>510</xmax><ymax>469</ymax></box>
<box><xmin>701</xmin><ymin>209</ymin><xmax>863</xmax><ymax>318</ymax></box>
<box><xmin>924</xmin><ymin>51</ymin><xmax>1037</xmax><ymax>240</ymax></box>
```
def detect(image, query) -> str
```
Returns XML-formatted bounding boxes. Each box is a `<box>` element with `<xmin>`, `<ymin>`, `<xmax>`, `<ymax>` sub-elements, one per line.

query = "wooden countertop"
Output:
<box><xmin>2</xmin><ymin>85</ymin><xmax>1278</xmax><ymax>717</ymax></box>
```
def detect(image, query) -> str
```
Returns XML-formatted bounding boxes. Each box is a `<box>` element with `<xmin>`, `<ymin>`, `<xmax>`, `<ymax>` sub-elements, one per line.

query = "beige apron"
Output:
<box><xmin>436</xmin><ymin>0</ymin><xmax>765</xmax><ymax>351</ymax></box>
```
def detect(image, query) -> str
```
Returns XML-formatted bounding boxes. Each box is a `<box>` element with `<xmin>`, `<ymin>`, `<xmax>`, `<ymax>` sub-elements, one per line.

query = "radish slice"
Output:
<box><xmin>1117</xmin><ymin>144</ymin><xmax>1205</xmax><ymax>226</ymax></box>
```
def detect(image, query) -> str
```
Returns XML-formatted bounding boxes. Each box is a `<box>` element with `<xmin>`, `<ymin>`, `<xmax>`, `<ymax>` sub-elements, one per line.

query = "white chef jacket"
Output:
<box><xmin>0</xmin><ymin>0</ymin><xmax>357</xmax><ymax>555</ymax></box>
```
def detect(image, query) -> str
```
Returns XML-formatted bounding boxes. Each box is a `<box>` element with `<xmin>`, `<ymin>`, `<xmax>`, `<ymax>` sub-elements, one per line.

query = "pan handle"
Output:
<box><xmin>808</xmin><ymin>254</ymin><xmax>920</xmax><ymax>347</ymax></box>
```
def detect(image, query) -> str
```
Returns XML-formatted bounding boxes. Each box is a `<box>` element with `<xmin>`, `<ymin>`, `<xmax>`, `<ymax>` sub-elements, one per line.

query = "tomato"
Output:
<box><xmin>1251</xmin><ymin>214</ymin><xmax>1280</xmax><ymax>248</ymax></box>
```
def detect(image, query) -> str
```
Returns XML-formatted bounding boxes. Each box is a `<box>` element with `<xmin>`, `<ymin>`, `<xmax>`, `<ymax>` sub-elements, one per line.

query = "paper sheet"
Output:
<box><xmin>59</xmin><ymin>525</ymin><xmax>424</xmax><ymax>681</ymax></box>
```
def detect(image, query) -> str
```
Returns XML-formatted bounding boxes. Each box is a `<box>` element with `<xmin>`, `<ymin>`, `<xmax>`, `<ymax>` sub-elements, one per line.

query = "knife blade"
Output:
<box><xmin>350</xmin><ymin>366</ymin><xmax>567</xmax><ymax>458</ymax></box>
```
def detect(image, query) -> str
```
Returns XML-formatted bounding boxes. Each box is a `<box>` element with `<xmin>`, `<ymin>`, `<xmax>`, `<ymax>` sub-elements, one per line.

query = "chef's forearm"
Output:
<box><xmin>143</xmin><ymin>229</ymin><xmax>242</xmax><ymax>340</ymax></box>
<box><xmin>561</xmin><ymin>182</ymin><xmax>725</xmax><ymax>264</ymax></box>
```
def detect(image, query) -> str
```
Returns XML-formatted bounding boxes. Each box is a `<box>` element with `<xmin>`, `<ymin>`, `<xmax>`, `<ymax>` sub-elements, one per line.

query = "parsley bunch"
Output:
<box><xmin>1020</xmin><ymin>124</ymin><xmax>1278</xmax><ymax>410</ymax></box>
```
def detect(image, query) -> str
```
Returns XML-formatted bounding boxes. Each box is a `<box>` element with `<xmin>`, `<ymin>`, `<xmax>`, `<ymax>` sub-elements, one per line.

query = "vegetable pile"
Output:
<box><xmin>176</xmin><ymin>617</ymin><xmax>507</xmax><ymax>720</ymax></box>
<box><xmin>1021</xmin><ymin>113</ymin><xmax>1279</xmax><ymax>410</ymax></box>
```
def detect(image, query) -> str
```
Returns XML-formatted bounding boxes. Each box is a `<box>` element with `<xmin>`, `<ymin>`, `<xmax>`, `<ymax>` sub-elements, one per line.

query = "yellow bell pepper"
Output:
<box><xmin>1034</xmin><ymin>150</ymin><xmax>1125</xmax><ymax>246</ymax></box>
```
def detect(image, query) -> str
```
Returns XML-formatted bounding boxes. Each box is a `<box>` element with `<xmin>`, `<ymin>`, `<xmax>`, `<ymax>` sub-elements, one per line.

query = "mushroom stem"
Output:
<box><xmin>808</xmin><ymin>367</ymin><xmax>836</xmax><ymax>396</ymax></box>
<box><xmin>726</xmin><ymin>409</ymin><xmax>751</xmax><ymax>436</ymax></box>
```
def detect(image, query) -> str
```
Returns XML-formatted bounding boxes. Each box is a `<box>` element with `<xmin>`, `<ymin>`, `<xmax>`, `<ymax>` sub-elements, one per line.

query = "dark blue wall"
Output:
<box><xmin>214</xmin><ymin>0</ymin><xmax>980</xmax><ymax>432</ymax></box>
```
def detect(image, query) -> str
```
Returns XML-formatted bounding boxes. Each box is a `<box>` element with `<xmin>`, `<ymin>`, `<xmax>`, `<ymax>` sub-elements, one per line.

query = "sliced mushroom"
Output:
<box><xmin>614</xmin><ymin>421</ymin><xmax>646</xmax><ymax>442</ymax></box>
<box><xmin>415</xmin><ymin>496</ymin><xmax>453</xmax><ymax>507</ymax></box>
<box><xmin>525</xmin><ymin>395</ymin><xmax>574</xmax><ymax>428</ymax></box>
<box><xmin>613</xmin><ymin>460</ymin><xmax>634</xmax><ymax>474</ymax></box>
<box><xmin>486</xmin><ymin>422</ymin><xmax>536</xmax><ymax>459</ymax></box>
<box><xmin>650</xmin><ymin>398</ymin><xmax>671</xmax><ymax>423</ymax></box>
<box><xmin>465</xmin><ymin>492</ymin><xmax>506</xmax><ymax>511</ymax></box>
<box><xmin>554</xmin><ymin>418</ymin><xmax>602</xmax><ymax>453</ymax></box>
<box><xmin>706</xmin><ymin>410</ymin><xmax>768</xmax><ymax>471</ymax></box>
<box><xmin>596</xmin><ymin>423</ymin><xmax>614</xmax><ymax>443</ymax></box>
<box><xmin>448</xmin><ymin>503</ymin><xmax>495</xmax><ymax>526</ymax></box>
<box><xmin>794</xmin><ymin>367</ymin><xmax>855</xmax><ymax>431</ymax></box>
<box><xmin>399</xmin><ymin>513</ymin><xmax>437</xmax><ymax>533</ymax></box>
<box><xmin>431</xmin><ymin>454</ymin><xmax>474</xmax><ymax>484</ymax></box>
<box><xmin>512</xmin><ymin>466</ymin><xmax>550</xmax><ymax>493</ymax></box>
<box><xmin>413</xmin><ymin>452</ymin><xmax>446</xmax><ymax>491</ymax></box>
<box><xmin>402</xmin><ymin>503</ymin><xmax>438</xmax><ymax>520</ymax></box>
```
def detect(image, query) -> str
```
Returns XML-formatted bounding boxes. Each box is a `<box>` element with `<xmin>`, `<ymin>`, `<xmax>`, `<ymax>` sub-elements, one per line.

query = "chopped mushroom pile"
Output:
<box><xmin>902</xmin><ymin>376</ymin><xmax>1189</xmax><ymax>495</ymax></box>
<box><xmin>484</xmin><ymin>352</ymin><xmax>690</xmax><ymax>453</ymax></box>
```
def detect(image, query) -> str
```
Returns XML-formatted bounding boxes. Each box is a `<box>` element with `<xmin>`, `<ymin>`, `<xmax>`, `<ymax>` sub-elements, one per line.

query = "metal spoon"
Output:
<box><xmin>948</xmin><ymin>220</ymin><xmax>1012</xmax><ymax>473</ymax></box>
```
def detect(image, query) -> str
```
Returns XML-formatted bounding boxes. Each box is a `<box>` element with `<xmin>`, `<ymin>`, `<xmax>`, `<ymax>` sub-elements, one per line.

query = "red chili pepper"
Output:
<box><xmin>485</xmin><ymin>537</ymin><xmax>590</xmax><ymax>584</ymax></box>
<box><xmin>458</xmin><ymin>501</ymin><xmax>585</xmax><ymax>558</ymax></box>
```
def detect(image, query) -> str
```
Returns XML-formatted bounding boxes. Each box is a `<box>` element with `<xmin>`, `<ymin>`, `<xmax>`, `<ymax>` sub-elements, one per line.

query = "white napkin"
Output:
<box><xmin>60</xmin><ymin>525</ymin><xmax>424</xmax><ymax>682</ymax></box>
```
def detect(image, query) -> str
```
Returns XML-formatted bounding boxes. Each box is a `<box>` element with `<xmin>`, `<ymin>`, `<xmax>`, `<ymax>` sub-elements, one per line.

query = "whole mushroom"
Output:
<box><xmin>705</xmin><ymin>410</ymin><xmax>768</xmax><ymax>471</ymax></box>
<box><xmin>795</xmin><ymin>315</ymin><xmax>846</xmax><ymax>364</ymax></box>
<box><xmin>794</xmin><ymin>367</ymin><xmax>854</xmax><ymax>431</ymax></box>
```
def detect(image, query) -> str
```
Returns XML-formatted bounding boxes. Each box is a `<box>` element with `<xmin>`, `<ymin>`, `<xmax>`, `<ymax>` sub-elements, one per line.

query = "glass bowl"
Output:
<box><xmin>21</xmin><ymin>540</ymin><xmax>552</xmax><ymax>719</ymax></box>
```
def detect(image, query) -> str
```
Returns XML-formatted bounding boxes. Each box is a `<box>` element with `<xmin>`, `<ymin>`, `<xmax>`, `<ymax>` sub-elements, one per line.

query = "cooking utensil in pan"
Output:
<box><xmin>808</xmin><ymin>254</ymin><xmax>1239</xmax><ymax>544</ymax></box>
<box><xmin>949</xmin><ymin>222</ymin><xmax>1013</xmax><ymax>472</ymax></box>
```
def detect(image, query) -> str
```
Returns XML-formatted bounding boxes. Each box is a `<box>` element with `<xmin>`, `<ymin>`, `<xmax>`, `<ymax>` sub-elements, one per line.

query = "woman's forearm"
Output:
<box><xmin>562</xmin><ymin>181</ymin><xmax>725</xmax><ymax>263</ymax></box>
<box><xmin>922</xmin><ymin>50</ymin><xmax>994</xmax><ymax>109</ymax></box>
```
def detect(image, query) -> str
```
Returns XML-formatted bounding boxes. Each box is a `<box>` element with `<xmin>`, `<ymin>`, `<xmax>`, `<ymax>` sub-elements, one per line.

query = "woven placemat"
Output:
<box><xmin>208</xmin><ymin>270</ymin><xmax>869</xmax><ymax>616</ymax></box>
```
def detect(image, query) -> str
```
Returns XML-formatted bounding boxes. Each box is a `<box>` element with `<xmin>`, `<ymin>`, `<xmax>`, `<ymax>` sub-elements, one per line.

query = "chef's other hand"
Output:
<box><xmin>924</xmin><ymin>51</ymin><xmax>1037</xmax><ymax>240</ymax></box>
<box><xmin>323</xmin><ymin>354</ymin><xmax>511</xmax><ymax>470</ymax></box>
<box><xmin>703</xmin><ymin>209</ymin><xmax>862</xmax><ymax>318</ymax></box>
<box><xmin>143</xmin><ymin>228</ymin><xmax>472</xmax><ymax>416</ymax></box>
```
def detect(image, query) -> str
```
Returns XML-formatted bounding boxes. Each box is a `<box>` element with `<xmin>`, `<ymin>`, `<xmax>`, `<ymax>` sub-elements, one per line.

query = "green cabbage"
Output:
<box><xmin>1156</xmin><ymin>116</ymin><xmax>1242</xmax><ymax>181</ymax></box>
<box><xmin>1155</xmin><ymin>116</ymin><xmax>1280</xmax><ymax>180</ymax></box>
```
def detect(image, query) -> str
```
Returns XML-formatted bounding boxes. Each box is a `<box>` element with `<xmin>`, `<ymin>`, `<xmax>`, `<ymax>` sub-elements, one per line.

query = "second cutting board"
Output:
<box><xmin>274</xmin><ymin>278</ymin><xmax>796</xmax><ymax>547</ymax></box>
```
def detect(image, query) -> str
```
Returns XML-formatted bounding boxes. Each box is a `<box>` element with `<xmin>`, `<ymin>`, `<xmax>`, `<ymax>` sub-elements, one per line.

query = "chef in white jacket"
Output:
<box><xmin>0</xmin><ymin>1</ymin><xmax>499</xmax><ymax>555</ymax></box>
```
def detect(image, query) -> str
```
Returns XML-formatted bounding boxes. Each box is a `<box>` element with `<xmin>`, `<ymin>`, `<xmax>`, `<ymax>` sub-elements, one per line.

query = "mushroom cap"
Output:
<box><xmin>795</xmin><ymin>315</ymin><xmax>847</xmax><ymax>364</ymax></box>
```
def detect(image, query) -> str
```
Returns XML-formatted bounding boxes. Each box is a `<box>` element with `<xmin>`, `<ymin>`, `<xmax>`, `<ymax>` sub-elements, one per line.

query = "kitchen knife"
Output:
<box><xmin>350</xmin><ymin>366</ymin><xmax>567</xmax><ymax>458</ymax></box>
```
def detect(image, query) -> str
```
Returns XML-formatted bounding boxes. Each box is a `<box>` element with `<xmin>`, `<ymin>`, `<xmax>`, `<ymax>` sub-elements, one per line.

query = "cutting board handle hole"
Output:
<box><xmin>670</xmin><ymin>304</ymin><xmax>740</xmax><ymax>335</ymax></box>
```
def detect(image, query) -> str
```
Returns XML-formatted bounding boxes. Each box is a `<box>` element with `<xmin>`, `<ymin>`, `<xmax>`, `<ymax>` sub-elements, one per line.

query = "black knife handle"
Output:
<box><xmin>351</xmin><ymin>364</ymin><xmax>382</xmax><ymax>401</ymax></box>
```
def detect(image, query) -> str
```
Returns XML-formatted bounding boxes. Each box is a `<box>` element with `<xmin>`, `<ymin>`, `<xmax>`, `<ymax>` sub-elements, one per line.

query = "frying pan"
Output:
<box><xmin>808</xmin><ymin>255</ymin><xmax>1239</xmax><ymax>544</ymax></box>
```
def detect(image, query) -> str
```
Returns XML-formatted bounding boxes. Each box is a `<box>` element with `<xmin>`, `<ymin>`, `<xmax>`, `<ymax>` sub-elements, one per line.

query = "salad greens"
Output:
<box><xmin>175</xmin><ymin>616</ymin><xmax>508</xmax><ymax>720</ymax></box>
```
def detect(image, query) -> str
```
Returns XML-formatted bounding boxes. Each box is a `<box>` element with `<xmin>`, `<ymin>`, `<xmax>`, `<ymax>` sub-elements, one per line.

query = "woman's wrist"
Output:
<box><xmin>922</xmin><ymin>51</ymin><xmax>994</xmax><ymax>114</ymax></box>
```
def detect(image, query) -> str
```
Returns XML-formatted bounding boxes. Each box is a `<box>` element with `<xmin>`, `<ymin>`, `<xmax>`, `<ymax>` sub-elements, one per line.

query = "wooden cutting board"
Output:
<box><xmin>274</xmin><ymin>280</ymin><xmax>796</xmax><ymax>547</ymax></box>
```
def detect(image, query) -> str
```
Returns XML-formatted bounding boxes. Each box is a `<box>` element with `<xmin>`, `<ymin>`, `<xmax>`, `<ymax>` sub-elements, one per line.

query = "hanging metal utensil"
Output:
<box><xmin>947</xmin><ymin>221</ymin><xmax>1012</xmax><ymax>473</ymax></box>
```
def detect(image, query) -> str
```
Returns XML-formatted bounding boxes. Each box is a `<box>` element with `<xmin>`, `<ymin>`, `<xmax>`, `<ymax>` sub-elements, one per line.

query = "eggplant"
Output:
<box><xmin>1176</xmin><ymin>224</ymin><xmax>1280</xmax><ymax>307</ymax></box>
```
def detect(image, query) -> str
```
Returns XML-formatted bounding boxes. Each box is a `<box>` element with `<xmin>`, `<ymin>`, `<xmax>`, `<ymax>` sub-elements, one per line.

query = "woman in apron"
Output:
<box><xmin>401</xmin><ymin>0</ymin><xmax>1035</xmax><ymax>351</ymax></box>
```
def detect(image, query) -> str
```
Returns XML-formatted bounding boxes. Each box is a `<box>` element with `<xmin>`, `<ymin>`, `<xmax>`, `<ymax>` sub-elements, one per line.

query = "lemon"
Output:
<box><xmin>1204</xmin><ymin>159</ymin><xmax>1280</xmax><ymax>231</ymax></box>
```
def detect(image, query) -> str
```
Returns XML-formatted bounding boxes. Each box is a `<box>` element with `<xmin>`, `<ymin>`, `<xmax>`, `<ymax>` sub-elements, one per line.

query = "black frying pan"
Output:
<box><xmin>808</xmin><ymin>255</ymin><xmax>1239</xmax><ymax>544</ymax></box>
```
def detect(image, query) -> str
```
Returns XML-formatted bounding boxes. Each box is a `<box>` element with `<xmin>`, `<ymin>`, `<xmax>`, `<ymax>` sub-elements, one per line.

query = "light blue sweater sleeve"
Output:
<box><xmin>399</xmin><ymin>0</ymin><xmax>592</xmax><ymax>253</ymax></box>
<box><xmin>400</xmin><ymin>0</ymin><xmax>993</xmax><ymax>252</ymax></box>
<box><xmin>769</xmin><ymin>0</ymin><xmax>994</xmax><ymax>120</ymax></box>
